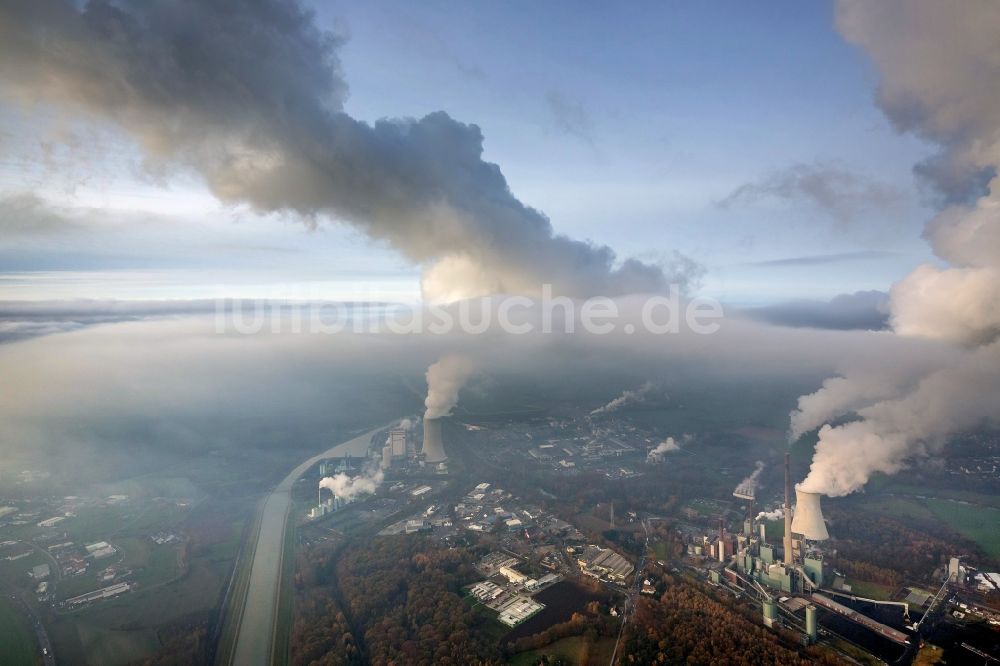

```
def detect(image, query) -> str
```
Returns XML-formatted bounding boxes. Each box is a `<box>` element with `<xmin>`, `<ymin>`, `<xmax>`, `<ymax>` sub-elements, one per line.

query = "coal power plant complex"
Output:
<box><xmin>685</xmin><ymin>452</ymin><xmax>949</xmax><ymax>661</ymax></box>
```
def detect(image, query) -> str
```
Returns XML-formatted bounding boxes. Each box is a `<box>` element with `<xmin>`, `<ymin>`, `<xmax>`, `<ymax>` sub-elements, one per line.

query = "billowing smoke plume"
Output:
<box><xmin>398</xmin><ymin>418</ymin><xmax>414</xmax><ymax>431</ymax></box>
<box><xmin>319</xmin><ymin>467</ymin><xmax>384</xmax><ymax>503</ymax></box>
<box><xmin>591</xmin><ymin>381</ymin><xmax>658</xmax><ymax>416</ymax></box>
<box><xmin>647</xmin><ymin>436</ymin><xmax>684</xmax><ymax>463</ymax></box>
<box><xmin>0</xmin><ymin>0</ymin><xmax>682</xmax><ymax>303</ymax></box>
<box><xmin>756</xmin><ymin>507</ymin><xmax>784</xmax><ymax>522</ymax></box>
<box><xmin>424</xmin><ymin>354</ymin><xmax>477</xmax><ymax>419</ymax></box>
<box><xmin>798</xmin><ymin>342</ymin><xmax>1000</xmax><ymax>495</ymax></box>
<box><xmin>787</xmin><ymin>353</ymin><xmax>955</xmax><ymax>442</ymax></box>
<box><xmin>795</xmin><ymin>1</ymin><xmax>1000</xmax><ymax>495</ymax></box>
<box><xmin>734</xmin><ymin>461</ymin><xmax>765</xmax><ymax>497</ymax></box>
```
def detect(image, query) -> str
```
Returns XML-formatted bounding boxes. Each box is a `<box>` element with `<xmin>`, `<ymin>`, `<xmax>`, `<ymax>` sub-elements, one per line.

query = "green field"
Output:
<box><xmin>867</xmin><ymin>493</ymin><xmax>1000</xmax><ymax>561</ymax></box>
<box><xmin>847</xmin><ymin>580</ymin><xmax>895</xmax><ymax>601</ymax></box>
<box><xmin>0</xmin><ymin>551</ymin><xmax>50</xmax><ymax>587</ymax></box>
<box><xmin>0</xmin><ymin>595</ymin><xmax>37</xmax><ymax>666</ymax></box>
<box><xmin>920</xmin><ymin>498</ymin><xmax>1000</xmax><ymax>560</ymax></box>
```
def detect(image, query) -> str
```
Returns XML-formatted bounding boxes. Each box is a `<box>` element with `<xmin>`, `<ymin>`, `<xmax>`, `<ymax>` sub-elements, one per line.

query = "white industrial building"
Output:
<box><xmin>497</xmin><ymin>596</ymin><xmax>544</xmax><ymax>627</ymax></box>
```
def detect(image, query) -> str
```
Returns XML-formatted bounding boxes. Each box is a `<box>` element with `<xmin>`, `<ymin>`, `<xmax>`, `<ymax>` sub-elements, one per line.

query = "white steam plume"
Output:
<box><xmin>646</xmin><ymin>435</ymin><xmax>685</xmax><ymax>463</ymax></box>
<box><xmin>756</xmin><ymin>507</ymin><xmax>784</xmax><ymax>522</ymax></box>
<box><xmin>591</xmin><ymin>381</ymin><xmax>658</xmax><ymax>416</ymax></box>
<box><xmin>398</xmin><ymin>418</ymin><xmax>414</xmax><ymax>431</ymax></box>
<box><xmin>424</xmin><ymin>354</ymin><xmax>477</xmax><ymax>419</ymax></box>
<box><xmin>798</xmin><ymin>342</ymin><xmax>1000</xmax><ymax>496</ymax></box>
<box><xmin>734</xmin><ymin>461</ymin><xmax>765</xmax><ymax>497</ymax></box>
<box><xmin>795</xmin><ymin>1</ymin><xmax>1000</xmax><ymax>495</ymax></box>
<box><xmin>319</xmin><ymin>467</ymin><xmax>384</xmax><ymax>503</ymax></box>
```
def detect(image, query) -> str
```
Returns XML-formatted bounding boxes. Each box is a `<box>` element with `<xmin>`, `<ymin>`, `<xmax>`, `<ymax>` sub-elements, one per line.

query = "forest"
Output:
<box><xmin>619</xmin><ymin>574</ymin><xmax>844</xmax><ymax>666</ymax></box>
<box><xmin>291</xmin><ymin>535</ymin><xmax>504</xmax><ymax>665</ymax></box>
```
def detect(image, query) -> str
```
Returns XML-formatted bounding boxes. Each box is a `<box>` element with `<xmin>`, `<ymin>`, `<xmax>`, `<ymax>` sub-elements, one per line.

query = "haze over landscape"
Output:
<box><xmin>0</xmin><ymin>2</ymin><xmax>998</xmax><ymax>665</ymax></box>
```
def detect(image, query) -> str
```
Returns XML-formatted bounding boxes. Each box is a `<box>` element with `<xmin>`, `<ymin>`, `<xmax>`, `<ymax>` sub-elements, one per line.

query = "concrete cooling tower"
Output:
<box><xmin>791</xmin><ymin>487</ymin><xmax>829</xmax><ymax>541</ymax></box>
<box><xmin>422</xmin><ymin>418</ymin><xmax>447</xmax><ymax>463</ymax></box>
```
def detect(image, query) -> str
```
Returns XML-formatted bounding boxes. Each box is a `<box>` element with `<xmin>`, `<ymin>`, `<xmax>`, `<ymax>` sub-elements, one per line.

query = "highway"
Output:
<box><xmin>228</xmin><ymin>423</ymin><xmax>394</xmax><ymax>666</ymax></box>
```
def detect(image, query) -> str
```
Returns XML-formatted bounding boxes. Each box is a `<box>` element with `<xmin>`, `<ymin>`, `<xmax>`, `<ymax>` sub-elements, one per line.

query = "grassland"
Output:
<box><xmin>847</xmin><ymin>580</ymin><xmax>896</xmax><ymax>601</ymax></box>
<box><xmin>0</xmin><ymin>595</ymin><xmax>36</xmax><ymax>666</ymax></box>
<box><xmin>509</xmin><ymin>635</ymin><xmax>617</xmax><ymax>666</ymax></box>
<box><xmin>919</xmin><ymin>498</ymin><xmax>1000</xmax><ymax>560</ymax></box>
<box><xmin>865</xmin><ymin>492</ymin><xmax>1000</xmax><ymax>561</ymax></box>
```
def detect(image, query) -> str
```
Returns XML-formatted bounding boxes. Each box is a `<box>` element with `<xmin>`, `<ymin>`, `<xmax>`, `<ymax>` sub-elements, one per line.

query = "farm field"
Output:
<box><xmin>0</xmin><ymin>595</ymin><xmax>36</xmax><ymax>666</ymax></box>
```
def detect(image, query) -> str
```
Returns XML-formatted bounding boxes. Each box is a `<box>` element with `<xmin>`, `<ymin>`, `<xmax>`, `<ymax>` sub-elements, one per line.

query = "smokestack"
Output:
<box><xmin>783</xmin><ymin>453</ymin><xmax>793</xmax><ymax>565</ymax></box>
<box><xmin>790</xmin><ymin>487</ymin><xmax>830</xmax><ymax>541</ymax></box>
<box><xmin>422</xmin><ymin>417</ymin><xmax>446</xmax><ymax>463</ymax></box>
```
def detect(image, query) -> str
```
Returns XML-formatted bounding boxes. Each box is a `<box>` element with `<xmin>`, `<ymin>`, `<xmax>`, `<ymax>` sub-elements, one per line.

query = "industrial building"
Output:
<box><xmin>66</xmin><ymin>582</ymin><xmax>131</xmax><ymax>607</ymax></box>
<box><xmin>309</xmin><ymin>490</ymin><xmax>351</xmax><ymax>519</ymax></box>
<box><xmin>578</xmin><ymin>544</ymin><xmax>634</xmax><ymax>582</ymax></box>
<box><xmin>85</xmin><ymin>541</ymin><xmax>116</xmax><ymax>559</ymax></box>
<box><xmin>389</xmin><ymin>428</ymin><xmax>408</xmax><ymax>457</ymax></box>
<box><xmin>497</xmin><ymin>595</ymin><xmax>545</xmax><ymax>627</ymax></box>
<box><xmin>469</xmin><ymin>581</ymin><xmax>505</xmax><ymax>602</ymax></box>
<box><xmin>37</xmin><ymin>516</ymin><xmax>66</xmax><ymax>528</ymax></box>
<box><xmin>499</xmin><ymin>565</ymin><xmax>528</xmax><ymax>585</ymax></box>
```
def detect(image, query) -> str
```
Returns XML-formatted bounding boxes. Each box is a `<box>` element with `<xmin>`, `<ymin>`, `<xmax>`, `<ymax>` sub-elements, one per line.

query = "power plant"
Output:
<box><xmin>422</xmin><ymin>417</ymin><xmax>447</xmax><ymax>463</ymax></box>
<box><xmin>728</xmin><ymin>453</ymin><xmax>831</xmax><ymax>595</ymax></box>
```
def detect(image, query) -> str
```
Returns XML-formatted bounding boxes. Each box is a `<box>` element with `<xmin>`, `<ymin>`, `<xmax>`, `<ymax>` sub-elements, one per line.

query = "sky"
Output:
<box><xmin>0</xmin><ymin>0</ymin><xmax>998</xmax><ymax>498</ymax></box>
<box><xmin>0</xmin><ymin>0</ymin><xmax>939</xmax><ymax>304</ymax></box>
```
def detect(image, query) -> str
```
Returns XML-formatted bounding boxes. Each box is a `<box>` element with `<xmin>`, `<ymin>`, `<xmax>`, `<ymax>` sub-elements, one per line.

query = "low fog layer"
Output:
<box><xmin>0</xmin><ymin>305</ymin><xmax>952</xmax><ymax>484</ymax></box>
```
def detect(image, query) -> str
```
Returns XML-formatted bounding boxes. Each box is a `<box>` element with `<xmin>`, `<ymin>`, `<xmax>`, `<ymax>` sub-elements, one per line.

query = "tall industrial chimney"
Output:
<box><xmin>790</xmin><ymin>487</ymin><xmax>830</xmax><ymax>541</ymax></box>
<box><xmin>422</xmin><ymin>418</ymin><xmax>447</xmax><ymax>463</ymax></box>
<box><xmin>783</xmin><ymin>453</ymin><xmax>794</xmax><ymax>565</ymax></box>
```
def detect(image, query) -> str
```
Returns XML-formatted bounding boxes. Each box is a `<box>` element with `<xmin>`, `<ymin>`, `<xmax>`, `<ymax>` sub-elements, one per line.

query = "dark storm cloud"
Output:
<box><xmin>0</xmin><ymin>0</ymin><xmax>680</xmax><ymax>300</ymax></box>
<box><xmin>718</xmin><ymin>162</ymin><xmax>905</xmax><ymax>224</ymax></box>
<box><xmin>743</xmin><ymin>290</ymin><xmax>890</xmax><ymax>331</ymax></box>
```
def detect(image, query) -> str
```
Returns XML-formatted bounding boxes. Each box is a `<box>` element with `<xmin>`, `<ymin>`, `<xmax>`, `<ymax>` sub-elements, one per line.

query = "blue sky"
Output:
<box><xmin>0</xmin><ymin>0</ymin><xmax>940</xmax><ymax>303</ymax></box>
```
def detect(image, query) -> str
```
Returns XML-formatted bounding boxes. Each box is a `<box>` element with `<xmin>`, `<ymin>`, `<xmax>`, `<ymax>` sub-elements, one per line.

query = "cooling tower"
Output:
<box><xmin>791</xmin><ymin>487</ymin><xmax>830</xmax><ymax>541</ymax></box>
<box><xmin>422</xmin><ymin>417</ymin><xmax>447</xmax><ymax>463</ymax></box>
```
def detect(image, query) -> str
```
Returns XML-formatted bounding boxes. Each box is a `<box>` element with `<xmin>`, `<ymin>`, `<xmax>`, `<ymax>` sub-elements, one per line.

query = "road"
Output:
<box><xmin>608</xmin><ymin>519</ymin><xmax>648</xmax><ymax>666</ymax></box>
<box><xmin>228</xmin><ymin>423</ymin><xmax>394</xmax><ymax>666</ymax></box>
<box><xmin>5</xmin><ymin>588</ymin><xmax>55</xmax><ymax>666</ymax></box>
